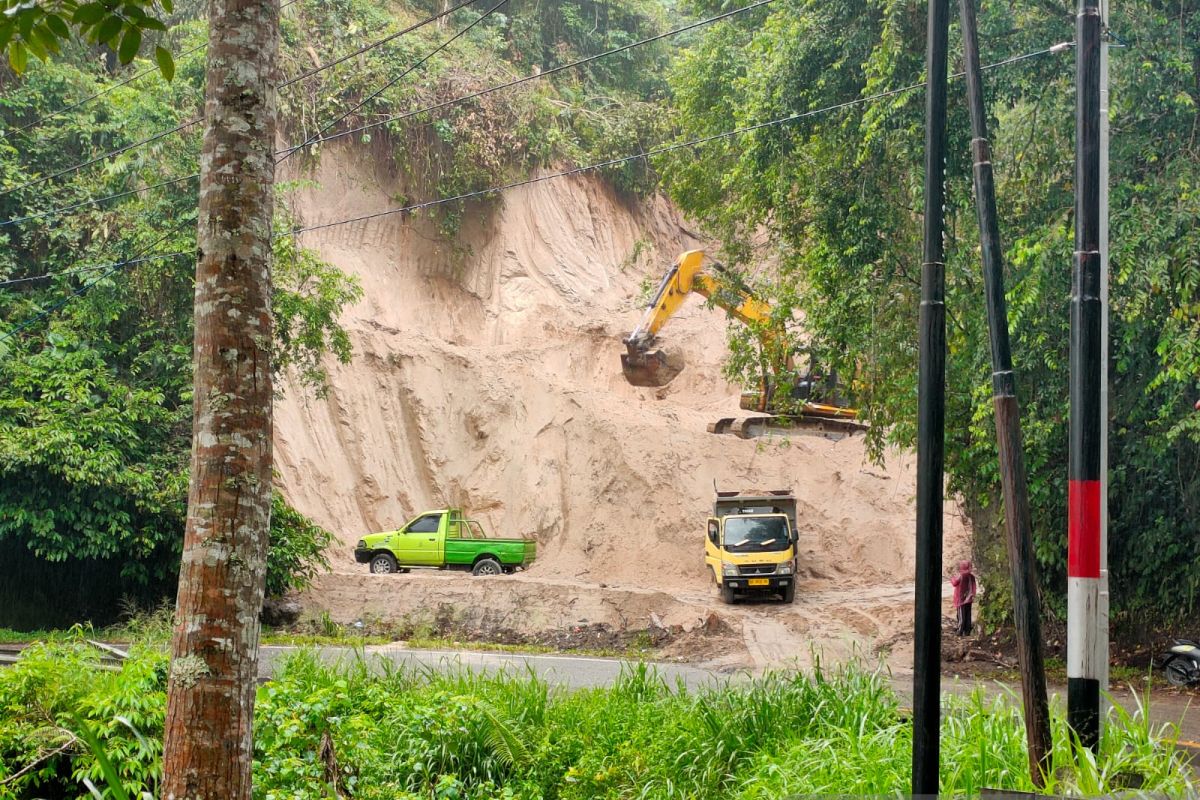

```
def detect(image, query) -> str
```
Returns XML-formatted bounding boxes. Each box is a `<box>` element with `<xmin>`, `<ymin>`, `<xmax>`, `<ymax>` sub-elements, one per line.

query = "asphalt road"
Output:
<box><xmin>258</xmin><ymin>644</ymin><xmax>729</xmax><ymax>690</ymax></box>
<box><xmin>260</xmin><ymin>644</ymin><xmax>1200</xmax><ymax>750</ymax></box>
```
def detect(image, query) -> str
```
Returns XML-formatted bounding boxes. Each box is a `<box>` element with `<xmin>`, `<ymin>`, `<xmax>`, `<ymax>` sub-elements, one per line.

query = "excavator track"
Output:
<box><xmin>707</xmin><ymin>413</ymin><xmax>868</xmax><ymax>441</ymax></box>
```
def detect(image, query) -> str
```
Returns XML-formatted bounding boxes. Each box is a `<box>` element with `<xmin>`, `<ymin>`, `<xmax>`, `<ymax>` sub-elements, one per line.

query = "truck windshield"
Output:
<box><xmin>723</xmin><ymin>517</ymin><xmax>790</xmax><ymax>552</ymax></box>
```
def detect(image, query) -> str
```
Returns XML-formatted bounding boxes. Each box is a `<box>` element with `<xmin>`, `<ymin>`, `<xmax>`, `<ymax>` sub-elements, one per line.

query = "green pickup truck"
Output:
<box><xmin>354</xmin><ymin>508</ymin><xmax>536</xmax><ymax>576</ymax></box>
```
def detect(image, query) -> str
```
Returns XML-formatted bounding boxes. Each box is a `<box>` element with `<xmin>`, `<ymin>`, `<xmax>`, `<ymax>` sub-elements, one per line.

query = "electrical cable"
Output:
<box><xmin>0</xmin><ymin>40</ymin><xmax>1071</xmax><ymax>336</ymax></box>
<box><xmin>279</xmin><ymin>0</ymin><xmax>480</xmax><ymax>88</ymax></box>
<box><xmin>0</xmin><ymin>0</ymin><xmax>771</xmax><ymax>227</ymax></box>
<box><xmin>0</xmin><ymin>116</ymin><xmax>203</xmax><ymax>198</ymax></box>
<box><xmin>0</xmin><ymin>0</ymin><xmax>482</xmax><ymax>198</ymax></box>
<box><xmin>0</xmin><ymin>250</ymin><xmax>190</xmax><ymax>288</ymax></box>
<box><xmin>288</xmin><ymin>42</ymin><xmax>1072</xmax><ymax>238</ymax></box>
<box><xmin>295</xmin><ymin>0</ymin><xmax>778</xmax><ymax>152</ymax></box>
<box><xmin>0</xmin><ymin>230</ymin><xmax>184</xmax><ymax>344</ymax></box>
<box><xmin>275</xmin><ymin>0</ymin><xmax>510</xmax><ymax>165</ymax></box>
<box><xmin>0</xmin><ymin>173</ymin><xmax>200</xmax><ymax>227</ymax></box>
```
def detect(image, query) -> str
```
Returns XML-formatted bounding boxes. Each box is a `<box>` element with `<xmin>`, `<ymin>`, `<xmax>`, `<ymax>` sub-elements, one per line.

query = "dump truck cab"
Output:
<box><xmin>704</xmin><ymin>489</ymin><xmax>797</xmax><ymax>603</ymax></box>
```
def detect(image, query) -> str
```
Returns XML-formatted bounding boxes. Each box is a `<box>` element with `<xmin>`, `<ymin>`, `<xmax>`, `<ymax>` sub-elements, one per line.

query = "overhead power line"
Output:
<box><xmin>276</xmin><ymin>0</ymin><xmax>510</xmax><ymax>165</ymax></box>
<box><xmin>0</xmin><ymin>0</ymin><xmax>300</xmax><ymax>144</ymax></box>
<box><xmin>0</xmin><ymin>173</ymin><xmax>200</xmax><ymax>228</ymax></box>
<box><xmin>279</xmin><ymin>0</ymin><xmax>481</xmax><ymax>88</ymax></box>
<box><xmin>1</xmin><ymin>117</ymin><xmax>203</xmax><ymax>198</ymax></box>
<box><xmin>0</xmin><ymin>251</ymin><xmax>191</xmax><ymax>288</ymax></box>
<box><xmin>288</xmin><ymin>42</ymin><xmax>1072</xmax><ymax>238</ymax></box>
<box><xmin>0</xmin><ymin>0</ymin><xmax>487</xmax><ymax>199</ymax></box>
<box><xmin>295</xmin><ymin>0</ymin><xmax>778</xmax><ymax>152</ymax></box>
<box><xmin>0</xmin><ymin>41</ymin><xmax>1070</xmax><ymax>338</ymax></box>
<box><xmin>0</xmin><ymin>231</ymin><xmax>185</xmax><ymax>345</ymax></box>
<box><xmin>1</xmin><ymin>0</ymin><xmax>772</xmax><ymax>227</ymax></box>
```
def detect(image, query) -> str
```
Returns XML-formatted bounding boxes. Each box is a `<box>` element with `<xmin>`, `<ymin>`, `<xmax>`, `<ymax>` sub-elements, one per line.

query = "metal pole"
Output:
<box><xmin>957</xmin><ymin>0</ymin><xmax>1053</xmax><ymax>783</ymax></box>
<box><xmin>1069</xmin><ymin>0</ymin><xmax>1104</xmax><ymax>752</ymax></box>
<box><xmin>1098</xmin><ymin>0</ymin><xmax>1111</xmax><ymax>719</ymax></box>
<box><xmin>913</xmin><ymin>0</ymin><xmax>949</xmax><ymax>790</ymax></box>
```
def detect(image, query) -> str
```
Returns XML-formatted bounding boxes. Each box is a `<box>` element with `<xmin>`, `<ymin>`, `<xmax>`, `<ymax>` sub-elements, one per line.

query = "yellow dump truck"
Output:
<box><xmin>704</xmin><ymin>488</ymin><xmax>798</xmax><ymax>603</ymax></box>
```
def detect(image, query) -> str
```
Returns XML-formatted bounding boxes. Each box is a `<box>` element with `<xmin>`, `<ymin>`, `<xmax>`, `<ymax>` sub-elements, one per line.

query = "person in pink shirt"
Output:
<box><xmin>951</xmin><ymin>560</ymin><xmax>978</xmax><ymax>636</ymax></box>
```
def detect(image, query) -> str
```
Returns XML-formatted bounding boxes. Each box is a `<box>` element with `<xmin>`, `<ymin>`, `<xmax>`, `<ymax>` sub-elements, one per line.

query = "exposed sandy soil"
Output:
<box><xmin>274</xmin><ymin>143</ymin><xmax>971</xmax><ymax>674</ymax></box>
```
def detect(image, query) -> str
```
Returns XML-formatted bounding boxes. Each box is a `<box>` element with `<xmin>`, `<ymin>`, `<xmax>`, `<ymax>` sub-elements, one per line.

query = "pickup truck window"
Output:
<box><xmin>407</xmin><ymin>514</ymin><xmax>441</xmax><ymax>533</ymax></box>
<box><xmin>723</xmin><ymin>517</ymin><xmax>790</xmax><ymax>552</ymax></box>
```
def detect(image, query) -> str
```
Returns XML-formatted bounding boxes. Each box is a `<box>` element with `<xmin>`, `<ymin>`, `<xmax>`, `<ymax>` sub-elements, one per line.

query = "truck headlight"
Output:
<box><xmin>721</xmin><ymin>562</ymin><xmax>738</xmax><ymax>576</ymax></box>
<box><xmin>777</xmin><ymin>562</ymin><xmax>793</xmax><ymax>575</ymax></box>
<box><xmin>356</xmin><ymin>540</ymin><xmax>366</xmax><ymax>549</ymax></box>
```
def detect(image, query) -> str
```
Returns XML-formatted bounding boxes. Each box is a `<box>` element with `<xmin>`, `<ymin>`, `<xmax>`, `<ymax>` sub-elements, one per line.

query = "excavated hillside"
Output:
<box><xmin>273</xmin><ymin>144</ymin><xmax>969</xmax><ymax>672</ymax></box>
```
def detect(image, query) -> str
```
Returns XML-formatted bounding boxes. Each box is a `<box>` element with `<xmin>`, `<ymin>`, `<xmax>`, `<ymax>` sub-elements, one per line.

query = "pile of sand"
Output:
<box><xmin>273</xmin><ymin>144</ymin><xmax>970</xmax><ymax>670</ymax></box>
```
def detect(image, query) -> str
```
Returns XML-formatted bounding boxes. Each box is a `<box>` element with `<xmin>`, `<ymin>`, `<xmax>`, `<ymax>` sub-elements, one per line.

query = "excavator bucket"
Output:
<box><xmin>621</xmin><ymin>343</ymin><xmax>685</xmax><ymax>387</ymax></box>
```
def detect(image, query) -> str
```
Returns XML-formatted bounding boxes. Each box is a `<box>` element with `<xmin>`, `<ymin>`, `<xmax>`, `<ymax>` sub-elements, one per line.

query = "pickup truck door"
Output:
<box><xmin>394</xmin><ymin>513</ymin><xmax>443</xmax><ymax>566</ymax></box>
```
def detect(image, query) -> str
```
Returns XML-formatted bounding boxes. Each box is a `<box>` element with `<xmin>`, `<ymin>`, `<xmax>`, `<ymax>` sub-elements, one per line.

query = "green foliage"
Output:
<box><xmin>279</xmin><ymin>0</ymin><xmax>675</xmax><ymax>236</ymax></box>
<box><xmin>266</xmin><ymin>494</ymin><xmax>332</xmax><ymax>598</ymax></box>
<box><xmin>0</xmin><ymin>638</ymin><xmax>167</xmax><ymax>799</ymax></box>
<box><xmin>0</xmin><ymin>19</ymin><xmax>353</xmax><ymax>621</ymax></box>
<box><xmin>0</xmin><ymin>0</ymin><xmax>175</xmax><ymax>78</ymax></box>
<box><xmin>659</xmin><ymin>0</ymin><xmax>1200</xmax><ymax>629</ymax></box>
<box><xmin>0</xmin><ymin>647</ymin><xmax>1191</xmax><ymax>798</ymax></box>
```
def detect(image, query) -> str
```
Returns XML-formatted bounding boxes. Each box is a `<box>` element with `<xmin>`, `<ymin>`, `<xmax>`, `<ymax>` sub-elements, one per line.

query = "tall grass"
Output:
<box><xmin>0</xmin><ymin>642</ymin><xmax>1193</xmax><ymax>799</ymax></box>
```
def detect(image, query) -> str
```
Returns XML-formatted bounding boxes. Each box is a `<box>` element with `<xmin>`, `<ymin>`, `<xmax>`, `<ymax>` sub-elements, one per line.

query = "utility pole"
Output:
<box><xmin>913</xmin><ymin>0</ymin><xmax>949</xmax><ymax>791</ymax></box>
<box><xmin>958</xmin><ymin>0</ymin><xmax>1052</xmax><ymax>784</ymax></box>
<box><xmin>1098</xmin><ymin>0</ymin><xmax>1111</xmax><ymax>719</ymax></box>
<box><xmin>161</xmin><ymin>0</ymin><xmax>279</xmax><ymax>797</ymax></box>
<box><xmin>1069</xmin><ymin>0</ymin><xmax>1104</xmax><ymax>752</ymax></box>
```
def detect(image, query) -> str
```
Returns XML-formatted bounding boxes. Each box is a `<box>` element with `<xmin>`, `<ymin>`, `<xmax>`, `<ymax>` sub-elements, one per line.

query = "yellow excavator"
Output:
<box><xmin>621</xmin><ymin>250</ymin><xmax>866</xmax><ymax>439</ymax></box>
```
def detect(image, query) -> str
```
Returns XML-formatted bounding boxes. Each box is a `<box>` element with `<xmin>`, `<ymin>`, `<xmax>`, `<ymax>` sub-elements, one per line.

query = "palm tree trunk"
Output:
<box><xmin>161</xmin><ymin>0</ymin><xmax>279</xmax><ymax>796</ymax></box>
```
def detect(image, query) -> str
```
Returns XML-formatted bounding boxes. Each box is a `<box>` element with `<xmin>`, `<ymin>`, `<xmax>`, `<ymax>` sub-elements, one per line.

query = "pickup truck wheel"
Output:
<box><xmin>720</xmin><ymin>584</ymin><xmax>736</xmax><ymax>604</ymax></box>
<box><xmin>472</xmin><ymin>557</ymin><xmax>503</xmax><ymax>576</ymax></box>
<box><xmin>369</xmin><ymin>553</ymin><xmax>399</xmax><ymax>575</ymax></box>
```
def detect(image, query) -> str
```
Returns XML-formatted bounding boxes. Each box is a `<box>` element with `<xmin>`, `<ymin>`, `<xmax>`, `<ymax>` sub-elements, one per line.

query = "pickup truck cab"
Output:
<box><xmin>704</xmin><ymin>489</ymin><xmax>797</xmax><ymax>603</ymax></box>
<box><xmin>355</xmin><ymin>508</ymin><xmax>536</xmax><ymax>576</ymax></box>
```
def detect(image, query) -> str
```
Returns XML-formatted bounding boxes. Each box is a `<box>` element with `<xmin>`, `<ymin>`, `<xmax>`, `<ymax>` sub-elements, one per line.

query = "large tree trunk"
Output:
<box><xmin>161</xmin><ymin>0</ymin><xmax>279</xmax><ymax>797</ymax></box>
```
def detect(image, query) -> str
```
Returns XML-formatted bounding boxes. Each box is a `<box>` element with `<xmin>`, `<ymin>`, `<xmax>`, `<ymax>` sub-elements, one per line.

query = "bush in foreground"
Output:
<box><xmin>0</xmin><ymin>642</ymin><xmax>1192</xmax><ymax>798</ymax></box>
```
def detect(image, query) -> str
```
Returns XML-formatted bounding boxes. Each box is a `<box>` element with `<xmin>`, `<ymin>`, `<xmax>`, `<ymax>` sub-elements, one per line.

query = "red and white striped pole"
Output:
<box><xmin>1069</xmin><ymin>0</ymin><xmax>1105</xmax><ymax>751</ymax></box>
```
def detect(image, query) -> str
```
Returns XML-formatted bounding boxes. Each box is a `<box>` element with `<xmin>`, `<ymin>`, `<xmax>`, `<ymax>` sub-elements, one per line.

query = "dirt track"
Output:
<box><xmin>277</xmin><ymin>143</ymin><xmax>970</xmax><ymax>674</ymax></box>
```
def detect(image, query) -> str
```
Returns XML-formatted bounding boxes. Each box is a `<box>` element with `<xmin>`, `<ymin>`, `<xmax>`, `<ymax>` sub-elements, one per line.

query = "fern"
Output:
<box><xmin>479</xmin><ymin>706</ymin><xmax>531</xmax><ymax>770</ymax></box>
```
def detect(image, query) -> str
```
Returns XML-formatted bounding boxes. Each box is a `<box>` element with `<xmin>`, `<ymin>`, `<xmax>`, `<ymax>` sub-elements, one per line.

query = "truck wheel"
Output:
<box><xmin>720</xmin><ymin>584</ymin><xmax>736</xmax><ymax>604</ymax></box>
<box><xmin>472</xmin><ymin>557</ymin><xmax>503</xmax><ymax>576</ymax></box>
<box><xmin>370</xmin><ymin>553</ymin><xmax>399</xmax><ymax>575</ymax></box>
<box><xmin>782</xmin><ymin>583</ymin><xmax>796</xmax><ymax>603</ymax></box>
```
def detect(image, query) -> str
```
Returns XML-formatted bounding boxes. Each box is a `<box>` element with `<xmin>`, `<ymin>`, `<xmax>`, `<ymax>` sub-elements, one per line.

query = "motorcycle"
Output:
<box><xmin>1158</xmin><ymin>639</ymin><xmax>1200</xmax><ymax>687</ymax></box>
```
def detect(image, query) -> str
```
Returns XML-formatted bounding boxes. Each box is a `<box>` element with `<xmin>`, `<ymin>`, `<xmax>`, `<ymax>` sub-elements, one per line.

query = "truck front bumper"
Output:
<box><xmin>353</xmin><ymin>547</ymin><xmax>373</xmax><ymax>564</ymax></box>
<box><xmin>723</xmin><ymin>575</ymin><xmax>792</xmax><ymax>592</ymax></box>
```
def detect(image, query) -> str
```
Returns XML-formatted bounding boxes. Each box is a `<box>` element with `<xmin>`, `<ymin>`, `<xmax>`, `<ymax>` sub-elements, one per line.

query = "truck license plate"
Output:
<box><xmin>748</xmin><ymin>578</ymin><xmax>770</xmax><ymax>587</ymax></box>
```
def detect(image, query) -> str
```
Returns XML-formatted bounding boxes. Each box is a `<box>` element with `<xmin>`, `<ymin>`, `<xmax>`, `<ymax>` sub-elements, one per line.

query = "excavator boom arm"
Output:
<box><xmin>628</xmin><ymin>250</ymin><xmax>775</xmax><ymax>344</ymax></box>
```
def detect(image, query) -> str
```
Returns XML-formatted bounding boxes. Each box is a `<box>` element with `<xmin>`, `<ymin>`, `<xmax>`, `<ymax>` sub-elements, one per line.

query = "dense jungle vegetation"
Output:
<box><xmin>0</xmin><ymin>640</ymin><xmax>1191</xmax><ymax>798</ymax></box>
<box><xmin>0</xmin><ymin>0</ymin><xmax>1197</xmax><ymax>635</ymax></box>
<box><xmin>655</xmin><ymin>0</ymin><xmax>1200</xmax><ymax>633</ymax></box>
<box><xmin>0</xmin><ymin>0</ymin><xmax>676</xmax><ymax>627</ymax></box>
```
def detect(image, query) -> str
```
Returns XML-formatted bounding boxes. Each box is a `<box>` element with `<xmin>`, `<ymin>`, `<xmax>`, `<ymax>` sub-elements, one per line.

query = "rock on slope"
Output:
<box><xmin>273</xmin><ymin>145</ymin><xmax>968</xmax><ymax>668</ymax></box>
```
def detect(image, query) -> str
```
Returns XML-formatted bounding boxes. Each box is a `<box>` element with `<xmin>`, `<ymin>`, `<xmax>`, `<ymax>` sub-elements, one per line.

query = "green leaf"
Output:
<box><xmin>16</xmin><ymin>7</ymin><xmax>35</xmax><ymax>39</ymax></box>
<box><xmin>95</xmin><ymin>13</ymin><xmax>122</xmax><ymax>44</ymax></box>
<box><xmin>72</xmin><ymin>2</ymin><xmax>107</xmax><ymax>25</ymax></box>
<box><xmin>138</xmin><ymin>16</ymin><xmax>166</xmax><ymax>32</ymax></box>
<box><xmin>32</xmin><ymin>23</ymin><xmax>61</xmax><ymax>55</ymax></box>
<box><xmin>8</xmin><ymin>39</ymin><xmax>27</xmax><ymax>72</ymax></box>
<box><xmin>154</xmin><ymin>44</ymin><xmax>174</xmax><ymax>81</ymax></box>
<box><xmin>160</xmin><ymin>0</ymin><xmax>174</xmax><ymax>13</ymax></box>
<box><xmin>0</xmin><ymin>21</ymin><xmax>15</xmax><ymax>51</ymax></box>
<box><xmin>117</xmin><ymin>24</ymin><xmax>140</xmax><ymax>63</ymax></box>
<box><xmin>44</xmin><ymin>12</ymin><xmax>70</xmax><ymax>38</ymax></box>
